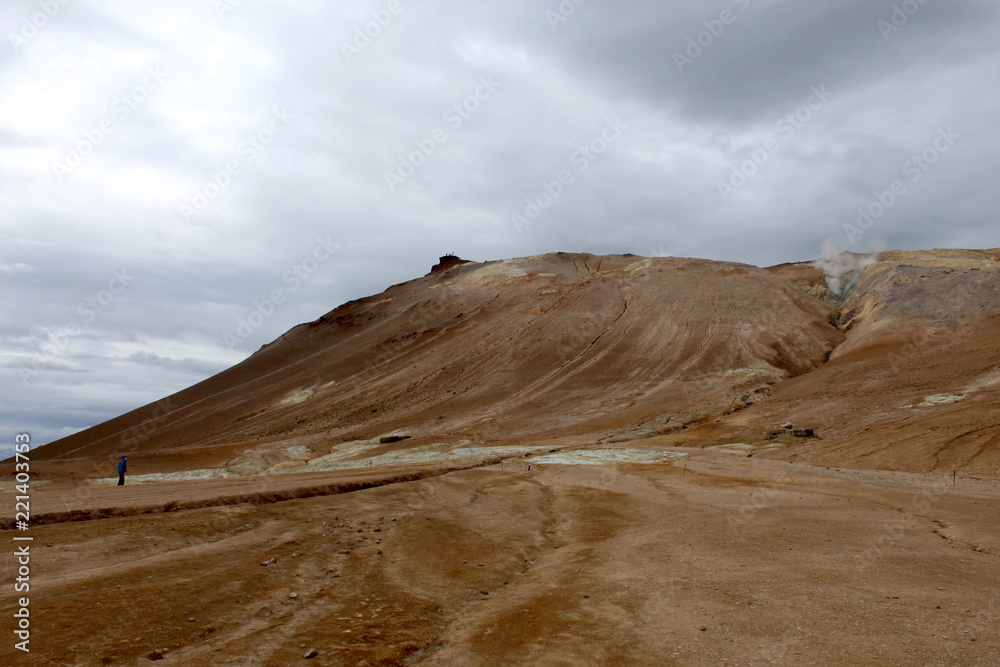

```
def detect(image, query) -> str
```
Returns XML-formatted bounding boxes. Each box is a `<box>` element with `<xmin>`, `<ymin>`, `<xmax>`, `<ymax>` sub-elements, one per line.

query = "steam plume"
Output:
<box><xmin>813</xmin><ymin>240</ymin><xmax>878</xmax><ymax>297</ymax></box>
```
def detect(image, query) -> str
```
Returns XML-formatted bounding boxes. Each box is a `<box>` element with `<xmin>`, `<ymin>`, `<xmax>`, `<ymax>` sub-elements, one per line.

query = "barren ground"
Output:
<box><xmin>3</xmin><ymin>448</ymin><xmax>998</xmax><ymax>666</ymax></box>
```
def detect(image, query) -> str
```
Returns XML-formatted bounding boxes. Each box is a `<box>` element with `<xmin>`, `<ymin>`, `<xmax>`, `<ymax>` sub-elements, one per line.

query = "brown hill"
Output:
<box><xmin>7</xmin><ymin>248</ymin><xmax>1000</xmax><ymax>666</ymax></box>
<box><xmin>746</xmin><ymin>248</ymin><xmax>1000</xmax><ymax>476</ymax></box>
<box><xmin>27</xmin><ymin>248</ymin><xmax>1000</xmax><ymax>478</ymax></box>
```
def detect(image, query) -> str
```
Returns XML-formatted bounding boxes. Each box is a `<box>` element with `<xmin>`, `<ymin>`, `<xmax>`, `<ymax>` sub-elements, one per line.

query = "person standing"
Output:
<box><xmin>118</xmin><ymin>455</ymin><xmax>127</xmax><ymax>486</ymax></box>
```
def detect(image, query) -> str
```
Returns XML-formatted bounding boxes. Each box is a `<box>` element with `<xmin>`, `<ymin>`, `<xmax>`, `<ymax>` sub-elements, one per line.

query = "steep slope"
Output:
<box><xmin>34</xmin><ymin>253</ymin><xmax>843</xmax><ymax>471</ymax></box>
<box><xmin>682</xmin><ymin>248</ymin><xmax>1000</xmax><ymax>476</ymax></box>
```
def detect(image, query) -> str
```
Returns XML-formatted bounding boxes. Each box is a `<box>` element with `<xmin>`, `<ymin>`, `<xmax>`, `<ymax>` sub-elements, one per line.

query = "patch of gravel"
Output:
<box><xmin>530</xmin><ymin>449</ymin><xmax>688</xmax><ymax>466</ymax></box>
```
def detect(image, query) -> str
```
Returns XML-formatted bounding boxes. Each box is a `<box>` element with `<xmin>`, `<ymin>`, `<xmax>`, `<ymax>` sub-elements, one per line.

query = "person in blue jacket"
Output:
<box><xmin>118</xmin><ymin>455</ymin><xmax>127</xmax><ymax>486</ymax></box>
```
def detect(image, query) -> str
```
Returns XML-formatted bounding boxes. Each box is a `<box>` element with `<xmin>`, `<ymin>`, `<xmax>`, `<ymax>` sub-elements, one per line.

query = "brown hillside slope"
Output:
<box><xmin>32</xmin><ymin>253</ymin><xmax>842</xmax><ymax>472</ymax></box>
<box><xmin>24</xmin><ymin>248</ymin><xmax>1000</xmax><ymax>479</ymax></box>
<box><xmin>679</xmin><ymin>248</ymin><xmax>1000</xmax><ymax>476</ymax></box>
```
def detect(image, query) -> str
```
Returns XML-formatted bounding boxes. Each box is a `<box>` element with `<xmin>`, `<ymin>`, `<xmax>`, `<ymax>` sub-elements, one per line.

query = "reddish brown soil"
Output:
<box><xmin>2</xmin><ymin>451</ymin><xmax>998</xmax><ymax>665</ymax></box>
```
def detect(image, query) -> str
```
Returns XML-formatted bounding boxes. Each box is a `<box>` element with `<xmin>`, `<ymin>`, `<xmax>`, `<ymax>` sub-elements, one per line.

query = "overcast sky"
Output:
<box><xmin>2</xmin><ymin>0</ymin><xmax>998</xmax><ymax>453</ymax></box>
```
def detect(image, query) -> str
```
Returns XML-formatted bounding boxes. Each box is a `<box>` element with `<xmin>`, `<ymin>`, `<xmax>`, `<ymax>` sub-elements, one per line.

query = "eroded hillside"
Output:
<box><xmin>26</xmin><ymin>248</ymin><xmax>1000</xmax><ymax>479</ymax></box>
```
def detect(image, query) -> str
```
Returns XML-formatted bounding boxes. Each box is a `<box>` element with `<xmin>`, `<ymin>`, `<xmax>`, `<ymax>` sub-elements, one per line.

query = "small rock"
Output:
<box><xmin>289</xmin><ymin>592</ymin><xmax>298</xmax><ymax>599</ymax></box>
<box><xmin>187</xmin><ymin>617</ymin><xmax>195</xmax><ymax>622</ymax></box>
<box><xmin>146</xmin><ymin>651</ymin><xmax>164</xmax><ymax>661</ymax></box>
<box><xmin>304</xmin><ymin>648</ymin><xmax>319</xmax><ymax>659</ymax></box>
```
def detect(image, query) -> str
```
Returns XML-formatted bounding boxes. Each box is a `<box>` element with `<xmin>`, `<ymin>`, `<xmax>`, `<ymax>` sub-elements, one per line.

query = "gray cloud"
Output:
<box><xmin>1</xmin><ymin>0</ymin><xmax>998</xmax><ymax>453</ymax></box>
